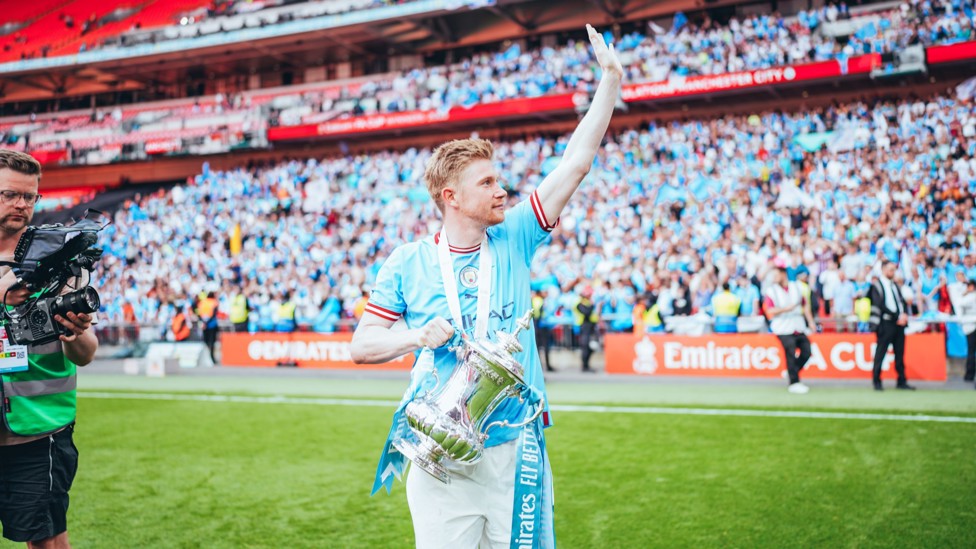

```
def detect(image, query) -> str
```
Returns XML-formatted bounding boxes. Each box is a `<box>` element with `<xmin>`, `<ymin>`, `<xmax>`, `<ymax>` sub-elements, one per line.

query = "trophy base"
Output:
<box><xmin>393</xmin><ymin>438</ymin><xmax>451</xmax><ymax>484</ymax></box>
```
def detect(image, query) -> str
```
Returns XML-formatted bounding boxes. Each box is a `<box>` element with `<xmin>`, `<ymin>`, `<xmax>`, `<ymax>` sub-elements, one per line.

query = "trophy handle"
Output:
<box><xmin>422</xmin><ymin>366</ymin><xmax>441</xmax><ymax>399</ymax></box>
<box><xmin>482</xmin><ymin>399</ymin><xmax>546</xmax><ymax>434</ymax></box>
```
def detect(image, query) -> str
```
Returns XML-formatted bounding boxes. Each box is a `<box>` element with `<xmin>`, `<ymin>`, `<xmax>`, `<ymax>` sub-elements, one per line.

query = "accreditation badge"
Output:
<box><xmin>0</xmin><ymin>328</ymin><xmax>28</xmax><ymax>374</ymax></box>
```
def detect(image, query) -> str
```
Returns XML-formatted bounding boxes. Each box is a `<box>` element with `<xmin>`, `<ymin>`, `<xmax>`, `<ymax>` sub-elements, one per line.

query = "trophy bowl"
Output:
<box><xmin>393</xmin><ymin>309</ymin><xmax>544</xmax><ymax>483</ymax></box>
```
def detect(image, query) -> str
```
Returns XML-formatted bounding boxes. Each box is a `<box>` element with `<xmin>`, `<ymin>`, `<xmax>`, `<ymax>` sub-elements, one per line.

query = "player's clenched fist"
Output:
<box><xmin>415</xmin><ymin>317</ymin><xmax>455</xmax><ymax>349</ymax></box>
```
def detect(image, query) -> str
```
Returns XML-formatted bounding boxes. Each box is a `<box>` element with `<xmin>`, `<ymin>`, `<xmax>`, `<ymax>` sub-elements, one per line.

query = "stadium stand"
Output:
<box><xmin>2</xmin><ymin>0</ymin><xmax>973</xmax><ymax>167</ymax></box>
<box><xmin>1</xmin><ymin>0</ymin><xmax>974</xmax><ymax>361</ymax></box>
<box><xmin>88</xmin><ymin>89</ymin><xmax>976</xmax><ymax>344</ymax></box>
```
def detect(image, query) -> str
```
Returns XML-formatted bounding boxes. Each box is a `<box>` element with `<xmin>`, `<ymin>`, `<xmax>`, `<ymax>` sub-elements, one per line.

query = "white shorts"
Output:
<box><xmin>406</xmin><ymin>440</ymin><xmax>517</xmax><ymax>549</ymax></box>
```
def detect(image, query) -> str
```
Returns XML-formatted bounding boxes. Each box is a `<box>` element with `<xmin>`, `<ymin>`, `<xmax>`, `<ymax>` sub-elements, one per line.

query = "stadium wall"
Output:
<box><xmin>216</xmin><ymin>332</ymin><xmax>948</xmax><ymax>380</ymax></box>
<box><xmin>605</xmin><ymin>333</ymin><xmax>947</xmax><ymax>381</ymax></box>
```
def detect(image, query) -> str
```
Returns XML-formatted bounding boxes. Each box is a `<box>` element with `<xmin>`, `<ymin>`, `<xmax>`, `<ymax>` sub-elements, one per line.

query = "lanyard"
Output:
<box><xmin>437</xmin><ymin>228</ymin><xmax>492</xmax><ymax>339</ymax></box>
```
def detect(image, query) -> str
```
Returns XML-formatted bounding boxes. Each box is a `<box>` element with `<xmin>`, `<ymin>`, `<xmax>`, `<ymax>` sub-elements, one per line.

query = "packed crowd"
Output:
<box><xmin>272</xmin><ymin>0</ymin><xmax>976</xmax><ymax>120</ymax></box>
<box><xmin>6</xmin><ymin>0</ymin><xmax>974</xmax><ymax>167</ymax></box>
<box><xmin>90</xmin><ymin>87</ymin><xmax>976</xmax><ymax>342</ymax></box>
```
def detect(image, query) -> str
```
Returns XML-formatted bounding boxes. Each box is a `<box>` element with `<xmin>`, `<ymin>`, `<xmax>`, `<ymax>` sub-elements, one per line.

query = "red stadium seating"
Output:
<box><xmin>0</xmin><ymin>0</ymin><xmax>212</xmax><ymax>62</ymax></box>
<box><xmin>0</xmin><ymin>0</ymin><xmax>67</xmax><ymax>26</ymax></box>
<box><xmin>48</xmin><ymin>0</ymin><xmax>213</xmax><ymax>58</ymax></box>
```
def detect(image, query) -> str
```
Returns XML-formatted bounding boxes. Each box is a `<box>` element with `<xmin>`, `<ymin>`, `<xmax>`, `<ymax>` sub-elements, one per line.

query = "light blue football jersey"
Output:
<box><xmin>366</xmin><ymin>191</ymin><xmax>557</xmax><ymax>447</ymax></box>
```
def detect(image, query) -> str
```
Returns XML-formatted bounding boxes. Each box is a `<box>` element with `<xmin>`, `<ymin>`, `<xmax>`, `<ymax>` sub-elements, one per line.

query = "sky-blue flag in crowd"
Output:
<box><xmin>672</xmin><ymin>11</ymin><xmax>687</xmax><ymax>32</ymax></box>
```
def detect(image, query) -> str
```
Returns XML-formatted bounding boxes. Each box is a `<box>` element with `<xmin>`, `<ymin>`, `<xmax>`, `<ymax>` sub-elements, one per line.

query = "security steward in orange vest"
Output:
<box><xmin>172</xmin><ymin>304</ymin><xmax>192</xmax><ymax>342</ymax></box>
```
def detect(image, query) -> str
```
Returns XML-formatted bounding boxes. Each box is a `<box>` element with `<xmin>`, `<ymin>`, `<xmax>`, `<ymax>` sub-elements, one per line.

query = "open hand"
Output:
<box><xmin>586</xmin><ymin>24</ymin><xmax>623</xmax><ymax>79</ymax></box>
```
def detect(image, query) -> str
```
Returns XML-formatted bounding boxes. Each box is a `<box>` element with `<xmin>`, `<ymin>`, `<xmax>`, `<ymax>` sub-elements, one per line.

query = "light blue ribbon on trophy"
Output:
<box><xmin>371</xmin><ymin>348</ymin><xmax>437</xmax><ymax>495</ymax></box>
<box><xmin>373</xmin><ymin>228</ymin><xmax>492</xmax><ymax>494</ymax></box>
<box><xmin>509</xmin><ymin>385</ymin><xmax>555</xmax><ymax>549</ymax></box>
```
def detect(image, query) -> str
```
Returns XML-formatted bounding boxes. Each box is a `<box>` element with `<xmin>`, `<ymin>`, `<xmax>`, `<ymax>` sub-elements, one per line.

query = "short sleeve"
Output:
<box><xmin>364</xmin><ymin>247</ymin><xmax>405</xmax><ymax>322</ymax></box>
<box><xmin>497</xmin><ymin>191</ymin><xmax>557</xmax><ymax>267</ymax></box>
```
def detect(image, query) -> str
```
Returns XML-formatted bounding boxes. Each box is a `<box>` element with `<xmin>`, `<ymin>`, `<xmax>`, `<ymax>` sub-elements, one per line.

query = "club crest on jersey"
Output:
<box><xmin>459</xmin><ymin>266</ymin><xmax>479</xmax><ymax>288</ymax></box>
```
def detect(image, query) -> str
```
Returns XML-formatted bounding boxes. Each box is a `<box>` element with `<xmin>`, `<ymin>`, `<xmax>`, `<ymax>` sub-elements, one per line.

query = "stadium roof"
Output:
<box><xmin>0</xmin><ymin>0</ymin><xmax>742</xmax><ymax>104</ymax></box>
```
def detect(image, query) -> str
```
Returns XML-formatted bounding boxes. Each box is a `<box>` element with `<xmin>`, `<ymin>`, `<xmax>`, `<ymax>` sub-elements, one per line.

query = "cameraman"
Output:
<box><xmin>0</xmin><ymin>150</ymin><xmax>97</xmax><ymax>549</ymax></box>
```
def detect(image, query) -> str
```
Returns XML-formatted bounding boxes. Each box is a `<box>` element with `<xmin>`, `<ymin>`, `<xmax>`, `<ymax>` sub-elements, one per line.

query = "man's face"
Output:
<box><xmin>883</xmin><ymin>262</ymin><xmax>897</xmax><ymax>279</ymax></box>
<box><xmin>448</xmin><ymin>159</ymin><xmax>507</xmax><ymax>227</ymax></box>
<box><xmin>0</xmin><ymin>168</ymin><xmax>38</xmax><ymax>236</ymax></box>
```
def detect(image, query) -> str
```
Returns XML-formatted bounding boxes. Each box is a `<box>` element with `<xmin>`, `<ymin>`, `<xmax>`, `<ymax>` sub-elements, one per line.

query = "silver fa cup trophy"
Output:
<box><xmin>393</xmin><ymin>309</ymin><xmax>545</xmax><ymax>483</ymax></box>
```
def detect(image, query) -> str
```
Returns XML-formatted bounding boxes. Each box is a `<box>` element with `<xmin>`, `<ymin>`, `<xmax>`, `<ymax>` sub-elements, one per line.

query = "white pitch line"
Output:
<box><xmin>551</xmin><ymin>404</ymin><xmax>976</xmax><ymax>424</ymax></box>
<box><xmin>78</xmin><ymin>391</ymin><xmax>976</xmax><ymax>424</ymax></box>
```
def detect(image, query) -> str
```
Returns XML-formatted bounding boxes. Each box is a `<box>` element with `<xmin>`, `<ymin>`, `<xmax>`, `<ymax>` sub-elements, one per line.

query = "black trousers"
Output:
<box><xmin>873</xmin><ymin>321</ymin><xmax>907</xmax><ymax>384</ymax></box>
<box><xmin>965</xmin><ymin>330</ymin><xmax>976</xmax><ymax>381</ymax></box>
<box><xmin>203</xmin><ymin>327</ymin><xmax>219</xmax><ymax>363</ymax></box>
<box><xmin>777</xmin><ymin>334</ymin><xmax>811</xmax><ymax>384</ymax></box>
<box><xmin>535</xmin><ymin>326</ymin><xmax>552</xmax><ymax>370</ymax></box>
<box><xmin>580</xmin><ymin>324</ymin><xmax>596</xmax><ymax>371</ymax></box>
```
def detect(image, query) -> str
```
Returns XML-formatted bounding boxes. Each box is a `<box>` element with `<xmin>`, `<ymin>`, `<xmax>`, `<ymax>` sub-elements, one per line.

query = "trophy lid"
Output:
<box><xmin>459</xmin><ymin>309</ymin><xmax>533</xmax><ymax>381</ymax></box>
<box><xmin>463</xmin><ymin>337</ymin><xmax>526</xmax><ymax>381</ymax></box>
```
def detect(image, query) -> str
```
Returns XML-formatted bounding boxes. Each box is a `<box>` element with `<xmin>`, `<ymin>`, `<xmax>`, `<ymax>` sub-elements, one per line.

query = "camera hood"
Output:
<box><xmin>8</xmin><ymin>209</ymin><xmax>110</xmax><ymax>289</ymax></box>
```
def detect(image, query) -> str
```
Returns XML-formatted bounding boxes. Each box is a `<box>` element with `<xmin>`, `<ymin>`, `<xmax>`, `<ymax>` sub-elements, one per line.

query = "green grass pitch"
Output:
<box><xmin>1</xmin><ymin>375</ymin><xmax>974</xmax><ymax>548</ymax></box>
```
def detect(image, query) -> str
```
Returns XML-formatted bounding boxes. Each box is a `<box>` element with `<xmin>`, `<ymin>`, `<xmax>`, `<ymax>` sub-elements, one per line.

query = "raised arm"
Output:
<box><xmin>535</xmin><ymin>24</ymin><xmax>624</xmax><ymax>223</ymax></box>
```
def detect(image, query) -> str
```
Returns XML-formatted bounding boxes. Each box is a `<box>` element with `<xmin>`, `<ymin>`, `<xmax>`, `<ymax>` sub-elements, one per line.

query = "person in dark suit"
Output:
<box><xmin>868</xmin><ymin>260</ymin><xmax>916</xmax><ymax>391</ymax></box>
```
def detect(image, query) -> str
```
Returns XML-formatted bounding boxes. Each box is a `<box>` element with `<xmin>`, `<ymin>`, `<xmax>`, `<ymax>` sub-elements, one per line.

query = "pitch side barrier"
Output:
<box><xmin>95</xmin><ymin>314</ymin><xmax>961</xmax><ymax>377</ymax></box>
<box><xmin>604</xmin><ymin>332</ymin><xmax>946</xmax><ymax>381</ymax></box>
<box><xmin>219</xmin><ymin>331</ymin><xmax>412</xmax><ymax>370</ymax></box>
<box><xmin>210</xmin><ymin>328</ymin><xmax>950</xmax><ymax>380</ymax></box>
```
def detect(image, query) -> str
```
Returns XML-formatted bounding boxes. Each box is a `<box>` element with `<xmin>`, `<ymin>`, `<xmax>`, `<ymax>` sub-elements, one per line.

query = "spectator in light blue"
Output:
<box><xmin>734</xmin><ymin>273</ymin><xmax>761</xmax><ymax>316</ymax></box>
<box><xmin>832</xmin><ymin>269</ymin><xmax>858</xmax><ymax>331</ymax></box>
<box><xmin>606</xmin><ymin>284</ymin><xmax>635</xmax><ymax>333</ymax></box>
<box><xmin>918</xmin><ymin>261</ymin><xmax>943</xmax><ymax>313</ymax></box>
<box><xmin>313</xmin><ymin>295</ymin><xmax>342</xmax><ymax>333</ymax></box>
<box><xmin>257</xmin><ymin>300</ymin><xmax>275</xmax><ymax>332</ymax></box>
<box><xmin>962</xmin><ymin>254</ymin><xmax>976</xmax><ymax>280</ymax></box>
<box><xmin>787</xmin><ymin>261</ymin><xmax>809</xmax><ymax>283</ymax></box>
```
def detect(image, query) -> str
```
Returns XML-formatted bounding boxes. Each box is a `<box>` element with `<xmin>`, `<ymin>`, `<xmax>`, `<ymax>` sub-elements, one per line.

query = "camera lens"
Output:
<box><xmin>52</xmin><ymin>287</ymin><xmax>100</xmax><ymax>317</ymax></box>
